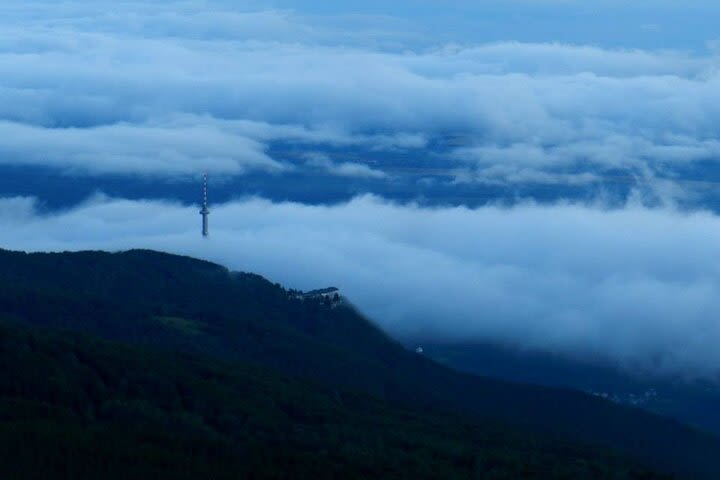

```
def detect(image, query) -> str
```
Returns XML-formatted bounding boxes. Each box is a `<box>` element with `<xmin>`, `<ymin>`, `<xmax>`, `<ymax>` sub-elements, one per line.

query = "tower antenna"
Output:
<box><xmin>200</xmin><ymin>172</ymin><xmax>209</xmax><ymax>237</ymax></box>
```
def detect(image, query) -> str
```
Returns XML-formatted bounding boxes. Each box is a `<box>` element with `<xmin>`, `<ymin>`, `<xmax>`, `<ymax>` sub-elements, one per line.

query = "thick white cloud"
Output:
<box><xmin>4</xmin><ymin>193</ymin><xmax>720</xmax><ymax>379</ymax></box>
<box><xmin>0</xmin><ymin>1</ymin><xmax>719</xmax><ymax>189</ymax></box>
<box><xmin>0</xmin><ymin>119</ymin><xmax>281</xmax><ymax>175</ymax></box>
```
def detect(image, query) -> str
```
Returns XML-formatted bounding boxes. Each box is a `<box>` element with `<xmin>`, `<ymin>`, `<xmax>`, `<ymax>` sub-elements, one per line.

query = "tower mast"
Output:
<box><xmin>200</xmin><ymin>172</ymin><xmax>209</xmax><ymax>237</ymax></box>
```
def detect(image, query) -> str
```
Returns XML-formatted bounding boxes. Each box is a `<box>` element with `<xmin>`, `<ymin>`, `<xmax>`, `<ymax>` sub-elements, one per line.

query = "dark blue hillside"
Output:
<box><xmin>0</xmin><ymin>248</ymin><xmax>717</xmax><ymax>478</ymax></box>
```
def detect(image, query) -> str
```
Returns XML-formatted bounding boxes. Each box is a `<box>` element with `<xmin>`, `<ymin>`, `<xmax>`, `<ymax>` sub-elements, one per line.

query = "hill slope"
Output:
<box><xmin>0</xmin><ymin>249</ymin><xmax>717</xmax><ymax>477</ymax></box>
<box><xmin>0</xmin><ymin>321</ymin><xmax>662</xmax><ymax>479</ymax></box>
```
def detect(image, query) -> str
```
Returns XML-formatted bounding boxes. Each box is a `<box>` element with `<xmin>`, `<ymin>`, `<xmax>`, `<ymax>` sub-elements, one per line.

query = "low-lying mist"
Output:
<box><xmin>2</xmin><ymin>194</ymin><xmax>719</xmax><ymax>380</ymax></box>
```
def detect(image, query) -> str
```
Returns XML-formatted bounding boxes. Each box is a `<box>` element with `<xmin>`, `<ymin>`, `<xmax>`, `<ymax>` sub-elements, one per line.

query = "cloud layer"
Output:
<box><xmin>0</xmin><ymin>1</ymin><xmax>720</xmax><ymax>194</ymax></box>
<box><xmin>3</xmin><ymin>194</ymin><xmax>720</xmax><ymax>379</ymax></box>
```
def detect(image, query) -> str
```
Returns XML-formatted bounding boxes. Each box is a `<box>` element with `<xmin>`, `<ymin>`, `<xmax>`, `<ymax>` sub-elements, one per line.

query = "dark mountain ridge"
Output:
<box><xmin>0</xmin><ymin>248</ymin><xmax>717</xmax><ymax>478</ymax></box>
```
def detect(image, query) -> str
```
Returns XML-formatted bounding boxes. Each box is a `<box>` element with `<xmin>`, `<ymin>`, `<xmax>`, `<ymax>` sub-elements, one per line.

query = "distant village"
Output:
<box><xmin>590</xmin><ymin>388</ymin><xmax>659</xmax><ymax>408</ymax></box>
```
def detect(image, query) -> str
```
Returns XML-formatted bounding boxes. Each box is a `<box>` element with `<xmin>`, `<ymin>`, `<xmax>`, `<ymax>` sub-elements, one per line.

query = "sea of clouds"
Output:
<box><xmin>3</xmin><ymin>1</ymin><xmax>720</xmax><ymax>379</ymax></box>
<box><xmin>0</xmin><ymin>1</ymin><xmax>719</xmax><ymax>189</ymax></box>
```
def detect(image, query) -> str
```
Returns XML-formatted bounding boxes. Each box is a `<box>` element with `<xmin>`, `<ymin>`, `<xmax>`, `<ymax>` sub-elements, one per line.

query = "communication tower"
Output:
<box><xmin>200</xmin><ymin>173</ymin><xmax>210</xmax><ymax>237</ymax></box>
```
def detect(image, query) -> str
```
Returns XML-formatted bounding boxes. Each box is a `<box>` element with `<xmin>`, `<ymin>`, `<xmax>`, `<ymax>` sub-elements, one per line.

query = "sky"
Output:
<box><xmin>2</xmin><ymin>0</ymin><xmax>720</xmax><ymax>379</ymax></box>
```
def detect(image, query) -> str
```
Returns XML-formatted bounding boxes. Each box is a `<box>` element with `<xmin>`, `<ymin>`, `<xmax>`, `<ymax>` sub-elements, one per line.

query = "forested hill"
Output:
<box><xmin>0</xmin><ymin>248</ymin><xmax>717</xmax><ymax>478</ymax></box>
<box><xmin>0</xmin><ymin>320</ymin><xmax>660</xmax><ymax>479</ymax></box>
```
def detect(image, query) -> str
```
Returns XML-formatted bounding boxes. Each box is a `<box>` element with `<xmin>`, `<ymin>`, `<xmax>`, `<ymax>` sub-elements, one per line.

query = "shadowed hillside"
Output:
<box><xmin>0</xmin><ymin>322</ymin><xmax>665</xmax><ymax>479</ymax></box>
<box><xmin>0</xmin><ymin>249</ymin><xmax>716</xmax><ymax>478</ymax></box>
